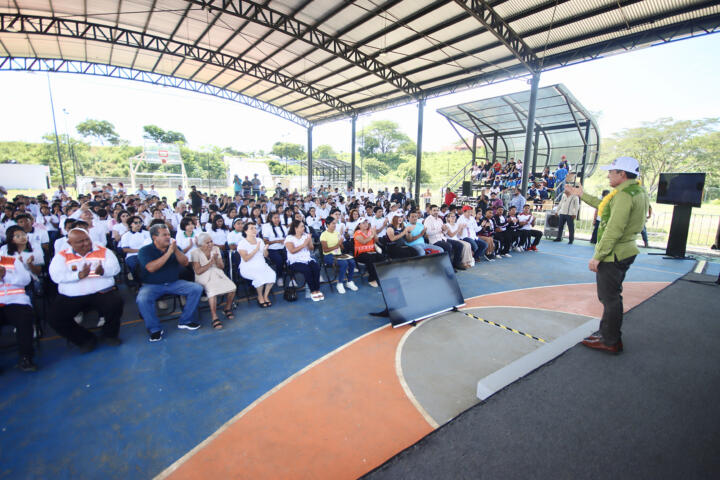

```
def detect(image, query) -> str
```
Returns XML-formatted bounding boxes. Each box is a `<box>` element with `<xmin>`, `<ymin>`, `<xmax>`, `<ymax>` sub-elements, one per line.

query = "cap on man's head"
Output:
<box><xmin>600</xmin><ymin>156</ymin><xmax>640</xmax><ymax>175</ymax></box>
<box><xmin>461</xmin><ymin>205</ymin><xmax>473</xmax><ymax>212</ymax></box>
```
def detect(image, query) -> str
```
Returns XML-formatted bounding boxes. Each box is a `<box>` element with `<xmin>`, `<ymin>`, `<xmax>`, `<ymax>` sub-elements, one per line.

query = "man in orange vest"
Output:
<box><xmin>0</xmin><ymin>254</ymin><xmax>37</xmax><ymax>371</ymax></box>
<box><xmin>48</xmin><ymin>228</ymin><xmax>123</xmax><ymax>353</ymax></box>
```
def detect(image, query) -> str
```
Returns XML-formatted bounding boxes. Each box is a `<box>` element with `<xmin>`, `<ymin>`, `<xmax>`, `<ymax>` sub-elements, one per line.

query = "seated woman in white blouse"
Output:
<box><xmin>237</xmin><ymin>222</ymin><xmax>276</xmax><ymax>308</ymax></box>
<box><xmin>284</xmin><ymin>219</ymin><xmax>323</xmax><ymax>301</ymax></box>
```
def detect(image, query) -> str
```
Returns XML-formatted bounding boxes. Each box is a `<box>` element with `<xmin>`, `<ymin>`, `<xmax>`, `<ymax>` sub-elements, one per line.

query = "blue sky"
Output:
<box><xmin>0</xmin><ymin>32</ymin><xmax>718</xmax><ymax>153</ymax></box>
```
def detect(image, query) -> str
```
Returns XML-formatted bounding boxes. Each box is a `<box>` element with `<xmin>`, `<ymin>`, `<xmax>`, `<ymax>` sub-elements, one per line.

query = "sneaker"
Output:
<box><xmin>74</xmin><ymin>313</ymin><xmax>83</xmax><ymax>324</ymax></box>
<box><xmin>277</xmin><ymin>277</ymin><xmax>284</xmax><ymax>287</ymax></box>
<box><xmin>504</xmin><ymin>253</ymin><xmax>512</xmax><ymax>258</ymax></box>
<box><xmin>149</xmin><ymin>330</ymin><xmax>164</xmax><ymax>342</ymax></box>
<box><xmin>336</xmin><ymin>283</ymin><xmax>346</xmax><ymax>294</ymax></box>
<box><xmin>514</xmin><ymin>246</ymin><xmax>523</xmax><ymax>252</ymax></box>
<box><xmin>96</xmin><ymin>317</ymin><xmax>106</xmax><ymax>328</ymax></box>
<box><xmin>483</xmin><ymin>255</ymin><xmax>493</xmax><ymax>262</ymax></box>
<box><xmin>311</xmin><ymin>292</ymin><xmax>322</xmax><ymax>302</ymax></box>
<box><xmin>18</xmin><ymin>356</ymin><xmax>38</xmax><ymax>372</ymax></box>
<box><xmin>368</xmin><ymin>280</ymin><xmax>378</xmax><ymax>288</ymax></box>
<box><xmin>157</xmin><ymin>300</ymin><xmax>169</xmax><ymax>309</ymax></box>
<box><xmin>345</xmin><ymin>281</ymin><xmax>358</xmax><ymax>291</ymax></box>
<box><xmin>178</xmin><ymin>322</ymin><xmax>201</xmax><ymax>330</ymax></box>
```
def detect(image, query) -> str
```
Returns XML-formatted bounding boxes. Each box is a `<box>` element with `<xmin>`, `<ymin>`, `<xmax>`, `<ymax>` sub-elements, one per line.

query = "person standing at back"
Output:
<box><xmin>553</xmin><ymin>191</ymin><xmax>580</xmax><ymax>244</ymax></box>
<box><xmin>565</xmin><ymin>157</ymin><xmax>649</xmax><ymax>354</ymax></box>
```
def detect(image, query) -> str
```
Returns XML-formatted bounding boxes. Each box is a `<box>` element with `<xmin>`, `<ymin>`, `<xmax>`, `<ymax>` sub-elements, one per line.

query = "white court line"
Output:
<box><xmin>464</xmin><ymin>280</ymin><xmax>669</xmax><ymax>301</ymax></box>
<box><xmin>395</xmin><ymin>322</ymin><xmax>440</xmax><ymax>429</ymax></box>
<box><xmin>538</xmin><ymin>250</ymin><xmax>690</xmax><ymax>275</ymax></box>
<box><xmin>154</xmin><ymin>323</ymin><xmax>390</xmax><ymax>480</ymax></box>
<box><xmin>476</xmin><ymin>319</ymin><xmax>598</xmax><ymax>401</ymax></box>
<box><xmin>694</xmin><ymin>260</ymin><xmax>707</xmax><ymax>273</ymax></box>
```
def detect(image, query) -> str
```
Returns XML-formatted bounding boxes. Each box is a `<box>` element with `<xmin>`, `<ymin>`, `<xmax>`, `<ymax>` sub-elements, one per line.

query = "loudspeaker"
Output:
<box><xmin>462</xmin><ymin>180</ymin><xmax>472</xmax><ymax>197</ymax></box>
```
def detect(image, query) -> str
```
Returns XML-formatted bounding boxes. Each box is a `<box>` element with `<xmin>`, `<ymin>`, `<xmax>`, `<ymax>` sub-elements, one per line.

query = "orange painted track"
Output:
<box><xmin>465</xmin><ymin>282</ymin><xmax>669</xmax><ymax>317</ymax></box>
<box><xmin>164</xmin><ymin>325</ymin><xmax>433</xmax><ymax>480</ymax></box>
<box><xmin>162</xmin><ymin>282</ymin><xmax>669</xmax><ymax>480</ymax></box>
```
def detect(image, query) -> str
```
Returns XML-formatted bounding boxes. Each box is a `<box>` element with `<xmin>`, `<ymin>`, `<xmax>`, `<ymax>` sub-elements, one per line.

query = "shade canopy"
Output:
<box><xmin>0</xmin><ymin>1</ymin><xmax>718</xmax><ymax>127</ymax></box>
<box><xmin>437</xmin><ymin>83</ymin><xmax>599</xmax><ymax>178</ymax></box>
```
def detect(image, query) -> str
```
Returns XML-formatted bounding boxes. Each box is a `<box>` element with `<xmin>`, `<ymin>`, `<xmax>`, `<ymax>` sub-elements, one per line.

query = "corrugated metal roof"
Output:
<box><xmin>0</xmin><ymin>0</ymin><xmax>717</xmax><ymax>126</ymax></box>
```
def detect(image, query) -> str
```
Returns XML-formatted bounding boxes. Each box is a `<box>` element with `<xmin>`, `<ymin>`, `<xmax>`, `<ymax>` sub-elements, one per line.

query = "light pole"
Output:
<box><xmin>62</xmin><ymin>108</ymin><xmax>79</xmax><ymax>190</ymax></box>
<box><xmin>46</xmin><ymin>73</ymin><xmax>66</xmax><ymax>188</ymax></box>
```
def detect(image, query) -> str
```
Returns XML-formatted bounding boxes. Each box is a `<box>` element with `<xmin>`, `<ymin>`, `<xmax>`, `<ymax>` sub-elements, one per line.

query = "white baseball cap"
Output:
<box><xmin>600</xmin><ymin>156</ymin><xmax>640</xmax><ymax>175</ymax></box>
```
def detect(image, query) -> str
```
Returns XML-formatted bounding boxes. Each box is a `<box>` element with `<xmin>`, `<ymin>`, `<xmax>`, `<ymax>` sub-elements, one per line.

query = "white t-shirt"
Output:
<box><xmin>175</xmin><ymin>230</ymin><xmax>198</xmax><ymax>255</ymax></box>
<box><xmin>227</xmin><ymin>230</ymin><xmax>243</xmax><ymax>247</ymax></box>
<box><xmin>208</xmin><ymin>229</ymin><xmax>228</xmax><ymax>247</ymax></box>
<box><xmin>262</xmin><ymin>223</ymin><xmax>287</xmax><ymax>250</ymax></box>
<box><xmin>457</xmin><ymin>215</ymin><xmax>477</xmax><ymax>239</ymax></box>
<box><xmin>517</xmin><ymin>213</ymin><xmax>534</xmax><ymax>230</ymax></box>
<box><xmin>284</xmin><ymin>234</ymin><xmax>312</xmax><ymax>264</ymax></box>
<box><xmin>119</xmin><ymin>230</ymin><xmax>151</xmax><ymax>257</ymax></box>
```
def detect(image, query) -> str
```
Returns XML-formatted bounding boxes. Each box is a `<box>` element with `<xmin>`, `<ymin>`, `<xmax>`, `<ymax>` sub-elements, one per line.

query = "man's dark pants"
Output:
<box><xmin>557</xmin><ymin>214</ymin><xmax>575</xmax><ymax>242</ymax></box>
<box><xmin>596</xmin><ymin>255</ymin><xmax>636</xmax><ymax>345</ymax></box>
<box><xmin>49</xmin><ymin>290</ymin><xmax>124</xmax><ymax>346</ymax></box>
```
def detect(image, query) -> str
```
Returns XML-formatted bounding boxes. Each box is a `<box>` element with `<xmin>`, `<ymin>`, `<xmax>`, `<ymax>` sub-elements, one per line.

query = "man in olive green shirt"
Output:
<box><xmin>565</xmin><ymin>157</ymin><xmax>650</xmax><ymax>354</ymax></box>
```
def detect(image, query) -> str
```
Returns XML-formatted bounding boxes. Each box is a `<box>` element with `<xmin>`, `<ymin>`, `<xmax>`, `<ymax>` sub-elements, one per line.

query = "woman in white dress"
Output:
<box><xmin>190</xmin><ymin>233</ymin><xmax>237</xmax><ymax>329</ymax></box>
<box><xmin>237</xmin><ymin>222</ymin><xmax>276</xmax><ymax>307</ymax></box>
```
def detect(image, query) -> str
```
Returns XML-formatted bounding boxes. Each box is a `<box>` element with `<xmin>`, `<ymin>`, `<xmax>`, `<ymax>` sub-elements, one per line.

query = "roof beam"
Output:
<box><xmin>0</xmin><ymin>12</ymin><xmax>354</xmax><ymax>115</ymax></box>
<box><xmin>187</xmin><ymin>0</ymin><xmax>422</xmax><ymax>97</ymax></box>
<box><xmin>452</xmin><ymin>0</ymin><xmax>539</xmax><ymax>73</ymax></box>
<box><xmin>0</xmin><ymin>56</ymin><xmax>309</xmax><ymax>127</ymax></box>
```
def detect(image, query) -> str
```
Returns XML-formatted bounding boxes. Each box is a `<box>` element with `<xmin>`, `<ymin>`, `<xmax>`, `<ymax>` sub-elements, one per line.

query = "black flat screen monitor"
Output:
<box><xmin>656</xmin><ymin>172</ymin><xmax>705</xmax><ymax>208</ymax></box>
<box><xmin>375</xmin><ymin>253</ymin><xmax>465</xmax><ymax>327</ymax></box>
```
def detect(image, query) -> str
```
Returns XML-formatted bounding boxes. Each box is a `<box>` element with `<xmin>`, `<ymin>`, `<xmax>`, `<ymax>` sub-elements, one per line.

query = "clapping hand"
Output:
<box><xmin>95</xmin><ymin>263</ymin><xmax>104</xmax><ymax>276</ymax></box>
<box><xmin>26</xmin><ymin>255</ymin><xmax>34</xmax><ymax>266</ymax></box>
<box><xmin>0</xmin><ymin>265</ymin><xmax>5</xmax><ymax>280</ymax></box>
<box><xmin>78</xmin><ymin>263</ymin><xmax>92</xmax><ymax>279</ymax></box>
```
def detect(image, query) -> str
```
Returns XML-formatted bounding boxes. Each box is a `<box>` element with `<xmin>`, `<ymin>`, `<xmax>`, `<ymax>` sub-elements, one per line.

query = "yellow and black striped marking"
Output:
<box><xmin>461</xmin><ymin>311</ymin><xmax>547</xmax><ymax>344</ymax></box>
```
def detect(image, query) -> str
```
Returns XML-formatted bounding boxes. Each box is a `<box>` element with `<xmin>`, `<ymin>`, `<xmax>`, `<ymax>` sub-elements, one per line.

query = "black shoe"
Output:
<box><xmin>18</xmin><ymin>356</ymin><xmax>38</xmax><ymax>372</ymax></box>
<box><xmin>568</xmin><ymin>241</ymin><xmax>573</xmax><ymax>244</ymax></box>
<box><xmin>553</xmin><ymin>238</ymin><xmax>562</xmax><ymax>242</ymax></box>
<box><xmin>103</xmin><ymin>336</ymin><xmax>122</xmax><ymax>346</ymax></box>
<box><xmin>79</xmin><ymin>336</ymin><xmax>98</xmax><ymax>354</ymax></box>
<box><xmin>149</xmin><ymin>330</ymin><xmax>164</xmax><ymax>342</ymax></box>
<box><xmin>178</xmin><ymin>322</ymin><xmax>201</xmax><ymax>331</ymax></box>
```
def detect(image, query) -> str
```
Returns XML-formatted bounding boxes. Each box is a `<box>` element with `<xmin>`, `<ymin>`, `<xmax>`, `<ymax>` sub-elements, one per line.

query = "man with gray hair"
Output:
<box><xmin>136</xmin><ymin>223</ymin><xmax>204</xmax><ymax>342</ymax></box>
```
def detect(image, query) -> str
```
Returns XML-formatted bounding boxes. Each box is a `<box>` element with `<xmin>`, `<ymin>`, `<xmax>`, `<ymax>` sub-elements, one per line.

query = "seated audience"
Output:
<box><xmin>136</xmin><ymin>224</ymin><xmax>204</xmax><ymax>342</ymax></box>
<box><xmin>191</xmin><ymin>233</ymin><xmax>237</xmax><ymax>329</ymax></box>
<box><xmin>285</xmin><ymin>219</ymin><xmax>323</xmax><ymax>301</ymax></box>
<box><xmin>320</xmin><ymin>216</ymin><xmax>358</xmax><ymax>294</ymax></box>
<box><xmin>48</xmin><ymin>228</ymin><xmax>123</xmax><ymax>352</ymax></box>
<box><xmin>237</xmin><ymin>222</ymin><xmax>276</xmax><ymax>307</ymax></box>
<box><xmin>0</xmin><ymin>254</ymin><xmax>37</xmax><ymax>371</ymax></box>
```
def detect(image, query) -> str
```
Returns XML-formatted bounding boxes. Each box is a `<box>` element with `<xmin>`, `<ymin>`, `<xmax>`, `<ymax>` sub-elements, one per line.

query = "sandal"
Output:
<box><xmin>223</xmin><ymin>309</ymin><xmax>234</xmax><ymax>319</ymax></box>
<box><xmin>212</xmin><ymin>318</ymin><xmax>223</xmax><ymax>330</ymax></box>
<box><xmin>257</xmin><ymin>299</ymin><xmax>268</xmax><ymax>308</ymax></box>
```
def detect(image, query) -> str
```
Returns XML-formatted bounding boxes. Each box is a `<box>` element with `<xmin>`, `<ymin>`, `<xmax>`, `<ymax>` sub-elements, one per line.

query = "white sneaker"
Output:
<box><xmin>345</xmin><ymin>281</ymin><xmax>358</xmax><ymax>291</ymax></box>
<box><xmin>368</xmin><ymin>280</ymin><xmax>378</xmax><ymax>288</ymax></box>
<box><xmin>277</xmin><ymin>277</ymin><xmax>284</xmax><ymax>287</ymax></box>
<box><xmin>96</xmin><ymin>317</ymin><xmax>106</xmax><ymax>327</ymax></box>
<box><xmin>514</xmin><ymin>246</ymin><xmax>523</xmax><ymax>252</ymax></box>
<box><xmin>74</xmin><ymin>313</ymin><xmax>83</xmax><ymax>324</ymax></box>
<box><xmin>504</xmin><ymin>253</ymin><xmax>512</xmax><ymax>258</ymax></box>
<box><xmin>157</xmin><ymin>300</ymin><xmax>169</xmax><ymax>309</ymax></box>
<box><xmin>336</xmin><ymin>283</ymin><xmax>346</xmax><ymax>294</ymax></box>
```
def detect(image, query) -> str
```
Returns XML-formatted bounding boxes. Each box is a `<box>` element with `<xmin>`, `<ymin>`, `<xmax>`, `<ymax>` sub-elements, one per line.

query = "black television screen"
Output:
<box><xmin>656</xmin><ymin>173</ymin><xmax>706</xmax><ymax>208</ymax></box>
<box><xmin>375</xmin><ymin>253</ymin><xmax>465</xmax><ymax>327</ymax></box>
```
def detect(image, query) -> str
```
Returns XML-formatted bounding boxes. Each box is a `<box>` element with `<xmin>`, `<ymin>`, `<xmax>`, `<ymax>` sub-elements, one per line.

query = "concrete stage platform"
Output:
<box><xmin>0</xmin><ymin>240</ymin><xmax>701</xmax><ymax>479</ymax></box>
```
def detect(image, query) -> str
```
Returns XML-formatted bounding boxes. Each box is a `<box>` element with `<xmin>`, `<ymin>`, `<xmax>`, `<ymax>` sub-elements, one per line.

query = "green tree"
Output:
<box><xmin>271</xmin><ymin>142</ymin><xmax>305</xmax><ymax>160</ymax></box>
<box><xmin>142</xmin><ymin>125</ymin><xmax>187</xmax><ymax>144</ymax></box>
<box><xmin>397</xmin><ymin>160</ymin><xmax>431</xmax><ymax>184</ymax></box>
<box><xmin>602</xmin><ymin>117</ymin><xmax>720</xmax><ymax>196</ymax></box>
<box><xmin>359</xmin><ymin>120</ymin><xmax>413</xmax><ymax>156</ymax></box>
<box><xmin>76</xmin><ymin>119</ymin><xmax>120</xmax><ymax>145</ymax></box>
<box><xmin>313</xmin><ymin>144</ymin><xmax>337</xmax><ymax>159</ymax></box>
<box><xmin>361</xmin><ymin>157</ymin><xmax>390</xmax><ymax>177</ymax></box>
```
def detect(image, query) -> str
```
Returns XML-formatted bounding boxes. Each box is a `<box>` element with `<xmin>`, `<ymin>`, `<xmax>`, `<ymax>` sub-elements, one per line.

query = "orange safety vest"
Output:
<box><xmin>59</xmin><ymin>246</ymin><xmax>108</xmax><ymax>278</ymax></box>
<box><xmin>0</xmin><ymin>256</ymin><xmax>27</xmax><ymax>297</ymax></box>
<box><xmin>354</xmin><ymin>230</ymin><xmax>375</xmax><ymax>256</ymax></box>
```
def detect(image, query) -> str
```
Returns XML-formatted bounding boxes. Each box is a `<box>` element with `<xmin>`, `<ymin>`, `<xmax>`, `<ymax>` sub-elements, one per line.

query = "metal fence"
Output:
<box><xmin>533</xmin><ymin>205</ymin><xmax>720</xmax><ymax>249</ymax></box>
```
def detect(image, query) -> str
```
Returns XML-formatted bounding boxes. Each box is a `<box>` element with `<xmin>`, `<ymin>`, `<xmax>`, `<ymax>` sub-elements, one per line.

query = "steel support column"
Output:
<box><xmin>472</xmin><ymin>135</ymin><xmax>477</xmax><ymax>165</ymax></box>
<box><xmin>531</xmin><ymin>128</ymin><xmax>540</xmax><ymax>179</ymax></box>
<box><xmin>307</xmin><ymin>126</ymin><xmax>313</xmax><ymax>192</ymax></box>
<box><xmin>580</xmin><ymin>121</ymin><xmax>591</xmax><ymax>186</ymax></box>
<box><xmin>521</xmin><ymin>72</ymin><xmax>540</xmax><ymax>196</ymax></box>
<box><xmin>46</xmin><ymin>74</ymin><xmax>66</xmax><ymax>188</ymax></box>
<box><xmin>350</xmin><ymin>116</ymin><xmax>357</xmax><ymax>187</ymax></box>
<box><xmin>415</xmin><ymin>99</ymin><xmax>425</xmax><ymax>203</ymax></box>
